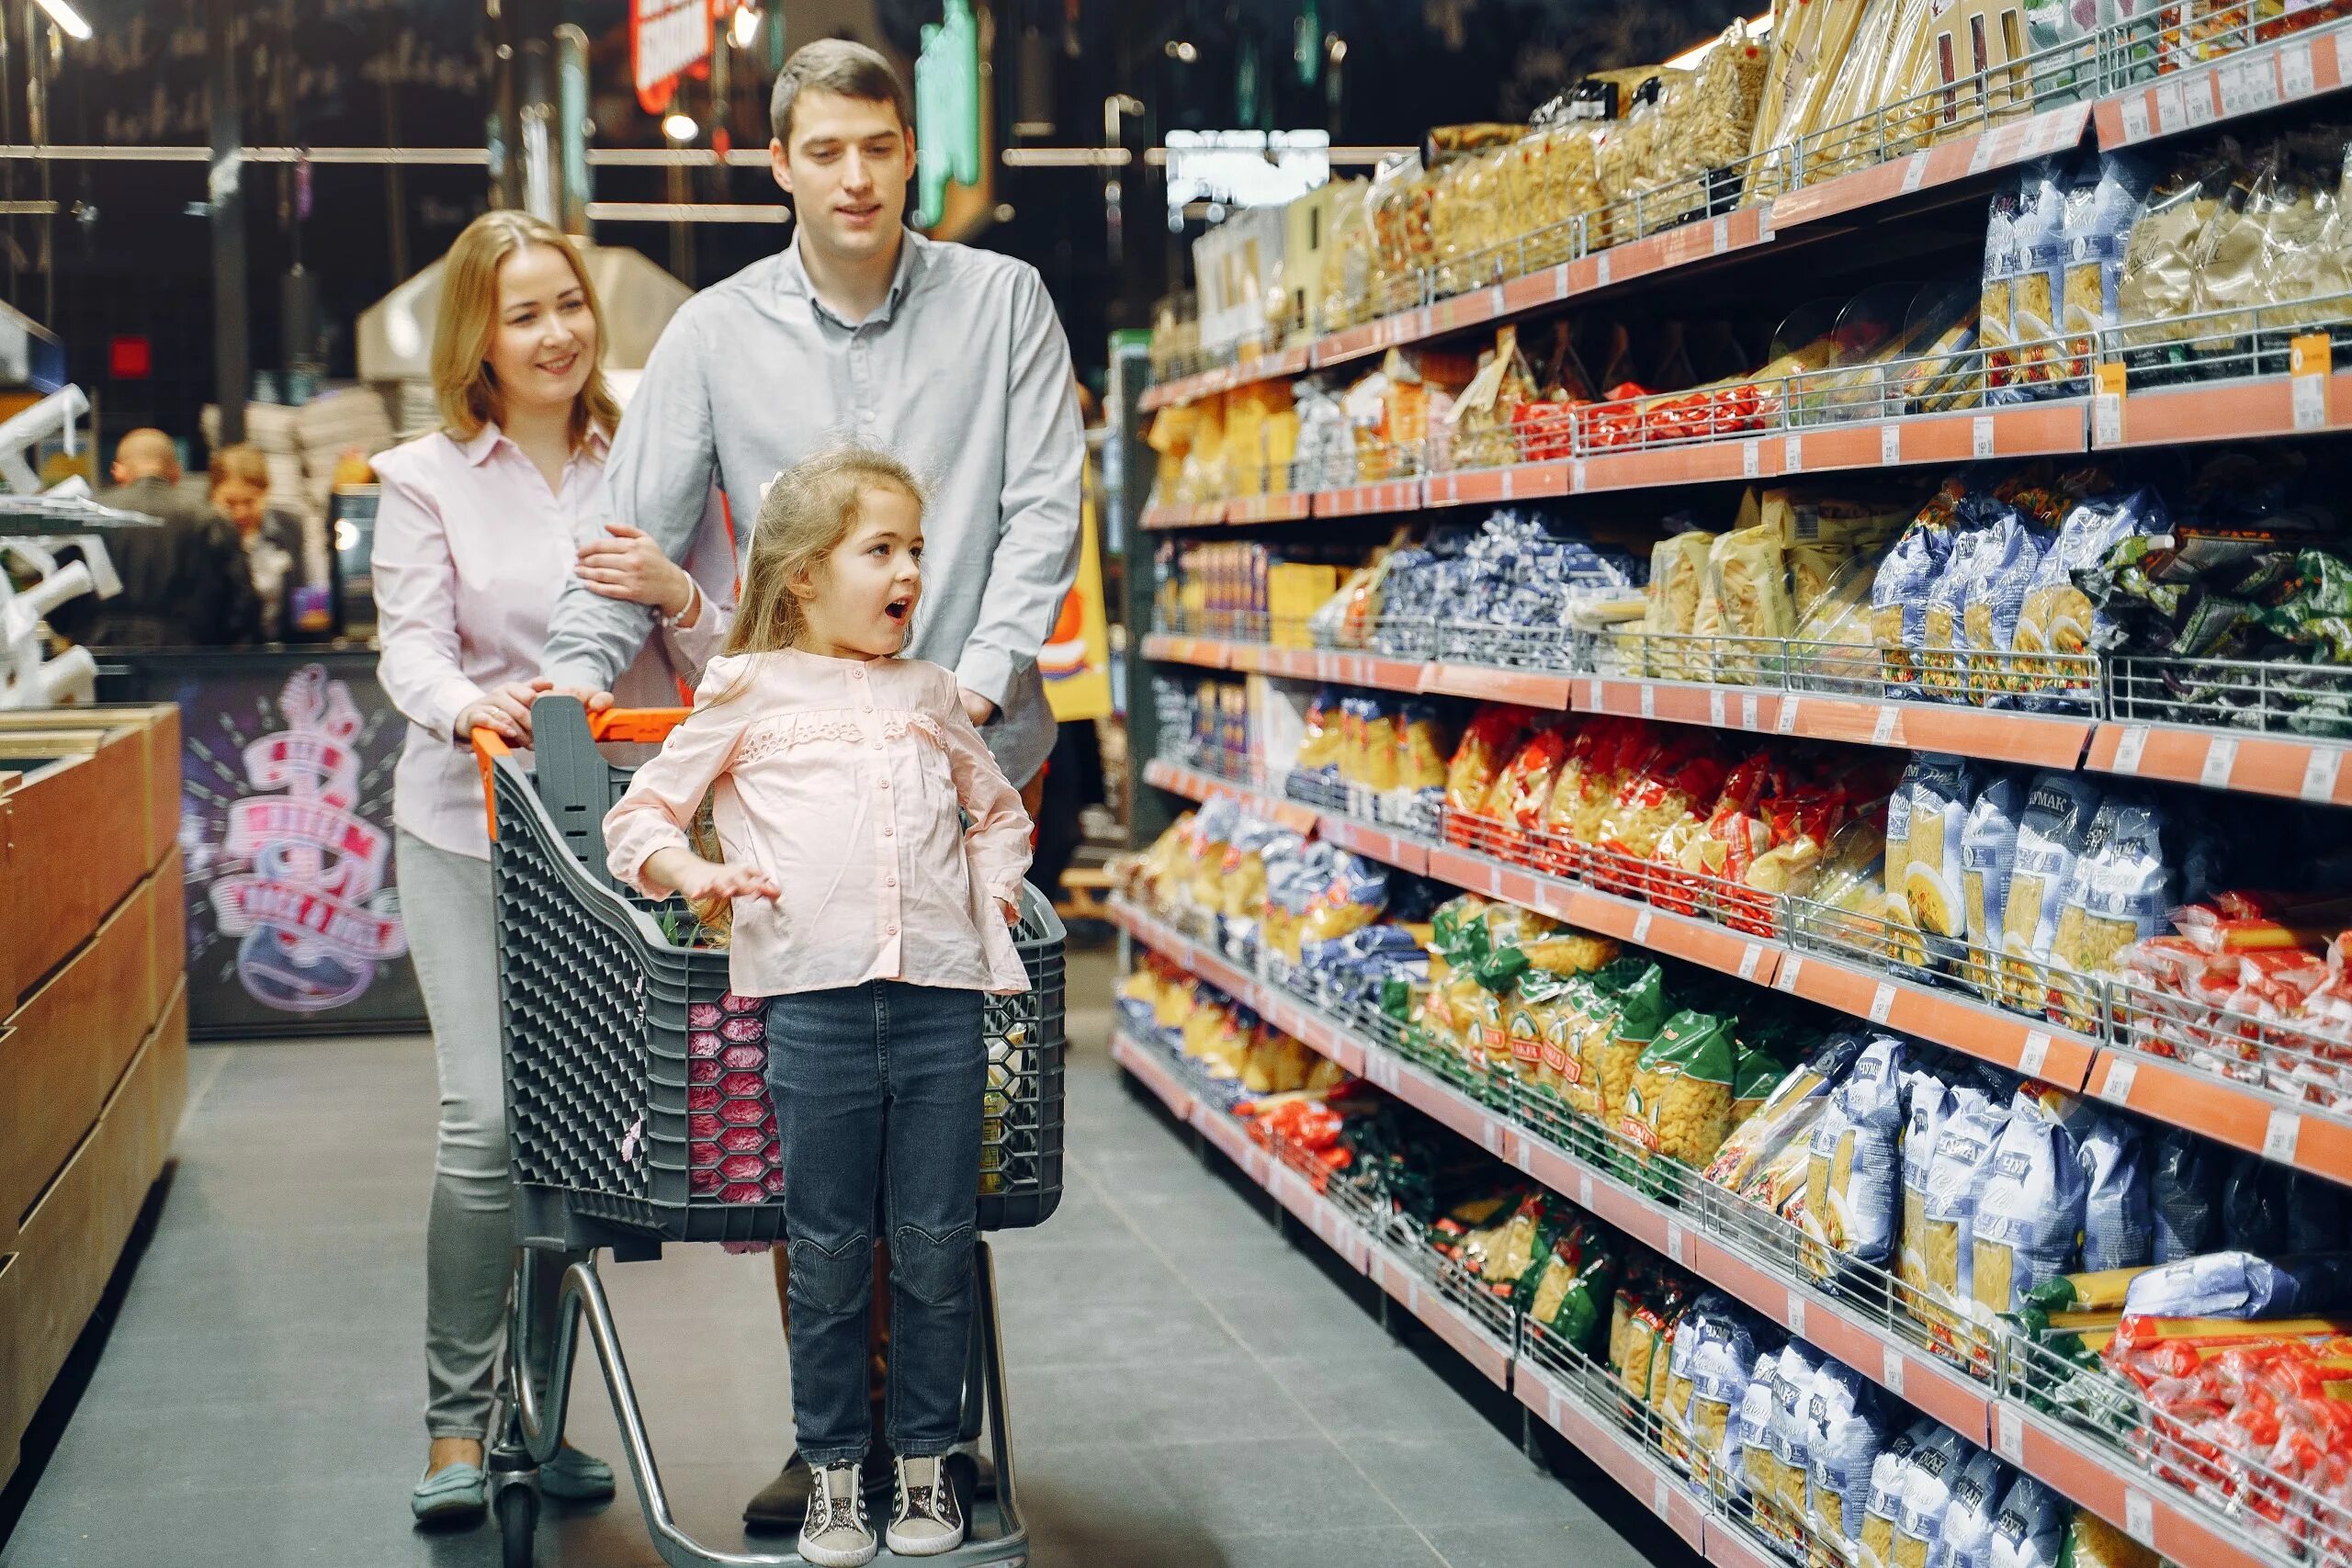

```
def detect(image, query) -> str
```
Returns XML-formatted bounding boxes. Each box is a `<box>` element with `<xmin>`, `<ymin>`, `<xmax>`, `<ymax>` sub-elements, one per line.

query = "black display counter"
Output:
<box><xmin>95</xmin><ymin>647</ymin><xmax>426</xmax><ymax>1039</ymax></box>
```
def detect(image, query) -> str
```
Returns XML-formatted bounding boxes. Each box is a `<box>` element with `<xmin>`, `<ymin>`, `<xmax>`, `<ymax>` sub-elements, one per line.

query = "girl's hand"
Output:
<box><xmin>682</xmin><ymin>861</ymin><xmax>782</xmax><ymax>905</ymax></box>
<box><xmin>995</xmin><ymin>894</ymin><xmax>1021</xmax><ymax>927</ymax></box>
<box><xmin>578</xmin><ymin>524</ymin><xmax>695</xmax><ymax>619</ymax></box>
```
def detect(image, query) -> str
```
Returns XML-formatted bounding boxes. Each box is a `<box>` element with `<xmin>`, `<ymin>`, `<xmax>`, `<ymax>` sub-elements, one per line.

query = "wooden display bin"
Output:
<box><xmin>0</xmin><ymin>704</ymin><xmax>185</xmax><ymax>1485</ymax></box>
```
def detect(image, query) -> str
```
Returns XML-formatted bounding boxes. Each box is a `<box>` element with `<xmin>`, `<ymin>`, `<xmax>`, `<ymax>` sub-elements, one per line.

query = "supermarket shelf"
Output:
<box><xmin>1137</xmin><ymin>345</ymin><xmax>1315</xmax><ymax>412</ymax></box>
<box><xmin>1224</xmin><ymin>491</ymin><xmax>1314</xmax><ymax>525</ymax></box>
<box><xmin>1142</xmin><ymin>755</ymin><xmax>2100</xmax><ymax>1083</ymax></box>
<box><xmin>1106</xmin><ymin>906</ymin><xmax>1978</xmax><ymax>1438</ymax></box>
<box><xmin>1309</xmin><ymin>477</ymin><xmax>1424</xmax><ymax>517</ymax></box>
<box><xmin>2092</xmin><ymin>17</ymin><xmax>2352</xmax><ymax>150</ymax></box>
<box><xmin>1576</xmin><ymin>678</ymin><xmax>2097</xmax><ymax>771</ymax></box>
<box><xmin>1140</xmin><ymin>501</ymin><xmax>1227</xmax><ymax>530</ymax></box>
<box><xmin>1767</xmin><ymin>102</ymin><xmax>2090</xmax><ymax>231</ymax></box>
<box><xmin>1143</xmin><ymin>630</ymin><xmax>1573</xmax><ymax>708</ymax></box>
<box><xmin>2089</xmin><ymin>1045</ymin><xmax>2352</xmax><ymax>1189</ymax></box>
<box><xmin>1113</xmin><ymin>901</ymin><xmax>2290</xmax><ymax>1568</ymax></box>
<box><xmin>2088</xmin><ymin>719</ymin><xmax>2352</xmax><ymax>806</ymax></box>
<box><xmin>2102</xmin><ymin>367</ymin><xmax>2352</xmax><ymax>448</ymax></box>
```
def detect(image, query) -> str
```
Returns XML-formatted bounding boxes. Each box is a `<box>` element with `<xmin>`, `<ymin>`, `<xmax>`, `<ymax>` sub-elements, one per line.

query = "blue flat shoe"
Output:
<box><xmin>540</xmin><ymin>1445</ymin><xmax>616</xmax><ymax>1503</ymax></box>
<box><xmin>411</xmin><ymin>1461</ymin><xmax>488</xmax><ymax>1528</ymax></box>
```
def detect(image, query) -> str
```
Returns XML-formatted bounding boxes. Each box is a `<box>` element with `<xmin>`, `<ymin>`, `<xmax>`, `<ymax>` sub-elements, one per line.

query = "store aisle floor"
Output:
<box><xmin>1</xmin><ymin>947</ymin><xmax>1697</xmax><ymax>1568</ymax></box>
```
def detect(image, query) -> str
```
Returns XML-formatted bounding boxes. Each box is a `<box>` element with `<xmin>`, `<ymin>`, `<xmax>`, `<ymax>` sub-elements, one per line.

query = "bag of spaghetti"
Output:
<box><xmin>1706</xmin><ymin>1030</ymin><xmax>1867</xmax><ymax>1193</ymax></box>
<box><xmin>1970</xmin><ymin>1097</ymin><xmax>2088</xmax><ymax>1346</ymax></box>
<box><xmin>1528</xmin><ymin>1216</ymin><xmax>1618</xmax><ymax>1351</ymax></box>
<box><xmin>1623</xmin><ymin>1008</ymin><xmax>1738</xmax><ymax>1171</ymax></box>
<box><xmin>1802</xmin><ymin>1032</ymin><xmax>1907</xmax><ymax>1283</ymax></box>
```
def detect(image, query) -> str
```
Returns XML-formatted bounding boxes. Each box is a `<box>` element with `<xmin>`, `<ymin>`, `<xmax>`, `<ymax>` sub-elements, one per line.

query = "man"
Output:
<box><xmin>68</xmin><ymin>428</ymin><xmax>259</xmax><ymax>648</ymax></box>
<box><xmin>535</xmin><ymin>36</ymin><xmax>1082</xmax><ymax>1537</ymax></box>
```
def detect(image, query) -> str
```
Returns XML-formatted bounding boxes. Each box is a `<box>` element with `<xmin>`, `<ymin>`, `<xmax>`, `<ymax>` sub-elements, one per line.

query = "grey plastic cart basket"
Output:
<box><xmin>483</xmin><ymin>695</ymin><xmax>1066</xmax><ymax>1249</ymax></box>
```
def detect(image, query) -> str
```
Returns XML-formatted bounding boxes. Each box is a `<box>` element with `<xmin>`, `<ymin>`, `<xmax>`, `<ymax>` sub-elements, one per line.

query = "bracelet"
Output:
<box><xmin>662</xmin><ymin>576</ymin><xmax>702</xmax><ymax>629</ymax></box>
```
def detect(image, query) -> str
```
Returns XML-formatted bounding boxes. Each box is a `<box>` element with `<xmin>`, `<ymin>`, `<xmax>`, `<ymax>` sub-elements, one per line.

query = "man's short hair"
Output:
<box><xmin>769</xmin><ymin>38</ymin><xmax>912</xmax><ymax>149</ymax></box>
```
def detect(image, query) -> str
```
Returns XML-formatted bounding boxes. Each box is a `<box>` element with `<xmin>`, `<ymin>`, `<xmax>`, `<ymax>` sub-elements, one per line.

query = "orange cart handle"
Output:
<box><xmin>469</xmin><ymin>704</ymin><xmax>692</xmax><ymax>843</ymax></box>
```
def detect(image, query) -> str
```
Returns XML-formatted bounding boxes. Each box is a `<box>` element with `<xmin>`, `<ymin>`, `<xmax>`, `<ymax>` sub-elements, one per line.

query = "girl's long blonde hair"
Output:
<box><xmin>431</xmin><ymin>209</ymin><xmax>622</xmax><ymax>450</ymax></box>
<box><xmin>726</xmin><ymin>446</ymin><xmax>927</xmax><ymax>660</ymax></box>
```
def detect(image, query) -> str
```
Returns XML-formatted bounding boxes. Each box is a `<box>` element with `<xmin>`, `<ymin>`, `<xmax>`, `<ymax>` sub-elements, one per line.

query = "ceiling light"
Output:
<box><xmin>1326</xmin><ymin>35</ymin><xmax>1348</xmax><ymax>62</ymax></box>
<box><xmin>1166</xmin><ymin>39</ymin><xmax>1197</xmax><ymax>62</ymax></box>
<box><xmin>662</xmin><ymin>112</ymin><xmax>698</xmax><ymax>142</ymax></box>
<box><xmin>730</xmin><ymin>6</ymin><xmax>763</xmax><ymax>49</ymax></box>
<box><xmin>31</xmin><ymin>0</ymin><xmax>90</xmax><ymax>40</ymax></box>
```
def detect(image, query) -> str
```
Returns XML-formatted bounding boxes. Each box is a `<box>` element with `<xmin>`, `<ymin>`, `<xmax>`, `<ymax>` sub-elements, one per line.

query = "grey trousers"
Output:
<box><xmin>399</xmin><ymin>830</ymin><xmax>569</xmax><ymax>1439</ymax></box>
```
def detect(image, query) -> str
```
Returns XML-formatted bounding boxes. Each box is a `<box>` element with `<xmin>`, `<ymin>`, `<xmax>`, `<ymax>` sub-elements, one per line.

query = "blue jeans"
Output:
<box><xmin>763</xmin><ymin>980</ymin><xmax>985</xmax><ymax>1468</ymax></box>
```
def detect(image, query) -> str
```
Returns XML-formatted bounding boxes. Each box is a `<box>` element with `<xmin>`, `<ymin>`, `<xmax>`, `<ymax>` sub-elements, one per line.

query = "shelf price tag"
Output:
<box><xmin>1871</xmin><ymin>705</ymin><xmax>1902</xmax><ymax>747</ymax></box>
<box><xmin>1882</xmin><ymin>1344</ymin><xmax>1905</xmax><ymax>1395</ymax></box>
<box><xmin>2301</xmin><ymin>745</ymin><xmax>2343</xmax><ymax>803</ymax></box>
<box><xmin>1777</xmin><ymin>695</ymin><xmax>1802</xmax><ymax>735</ymax></box>
<box><xmin>1881</xmin><ymin>422</ymin><xmax>1903</xmax><ymax>466</ymax></box>
<box><xmin>2181</xmin><ymin>74</ymin><xmax>2218</xmax><ymax>127</ymax></box>
<box><xmin>2291</xmin><ymin>333</ymin><xmax>2331</xmax><ymax>432</ymax></box>
<box><xmin>1742</xmin><ymin>438</ymin><xmax>1761</xmax><ymax>479</ymax></box>
<box><xmin>2264</xmin><ymin>1108</ymin><xmax>2302</xmax><ymax>1163</ymax></box>
<box><xmin>1996</xmin><ymin>1405</ymin><xmax>2025</xmax><ymax>1463</ymax></box>
<box><xmin>1639</xmin><ymin>684</ymin><xmax>1656</xmax><ymax>719</ymax></box>
<box><xmin>2019</xmin><ymin>1031</ymin><xmax>2052</xmax><ymax>1078</ymax></box>
<box><xmin>1587</xmin><ymin>678</ymin><xmax>1605</xmax><ymax>710</ymax></box>
<box><xmin>2111</xmin><ymin>725</ymin><xmax>2150</xmax><ymax>775</ymax></box>
<box><xmin>1783</xmin><ymin>434</ymin><xmax>1804</xmax><ymax>473</ymax></box>
<box><xmin>2154</xmin><ymin>77</ymin><xmax>2187</xmax><ymax>130</ymax></box>
<box><xmin>1786</xmin><ymin>1295</ymin><xmax>1805</xmax><ymax>1337</ymax></box>
<box><xmin>1740</xmin><ymin>693</ymin><xmax>1760</xmax><ymax>731</ymax></box>
<box><xmin>1972</xmin><ymin>414</ymin><xmax>1996</xmax><ymax>458</ymax></box>
<box><xmin>2218</xmin><ymin>54</ymin><xmax>2280</xmax><ymax>117</ymax></box>
<box><xmin>2093</xmin><ymin>361</ymin><xmax>2127</xmax><ymax>446</ymax></box>
<box><xmin>1632</xmin><ymin>909</ymin><xmax>1654</xmax><ymax>945</ymax></box>
<box><xmin>2199</xmin><ymin>736</ymin><xmax>2239</xmax><ymax>790</ymax></box>
<box><xmin>2280</xmin><ymin>39</ymin><xmax>2318</xmax><ymax>101</ymax></box>
<box><xmin>1712</xmin><ymin>215</ymin><xmax>1730</xmax><ymax>254</ymax></box>
<box><xmin>2338</xmin><ymin>24</ymin><xmax>2352</xmax><ymax>83</ymax></box>
<box><xmin>1869</xmin><ymin>981</ymin><xmax>1897</xmax><ymax>1024</ymax></box>
<box><xmin>1577</xmin><ymin>1169</ymin><xmax>1594</xmax><ymax>1207</ymax></box>
<box><xmin>2103</xmin><ymin>1056</ymin><xmax>2140</xmax><ymax>1106</ymax></box>
<box><xmin>1653</xmin><ymin>1476</ymin><xmax>1671</xmax><ymax>1517</ymax></box>
<box><xmin>1900</xmin><ymin>151</ymin><xmax>1930</xmax><ymax>193</ymax></box>
<box><xmin>1595</xmin><ymin>251</ymin><xmax>1611</xmax><ymax>288</ymax></box>
<box><xmin>2119</xmin><ymin>92</ymin><xmax>2153</xmax><ymax>142</ymax></box>
<box><xmin>1776</xmin><ymin>955</ymin><xmax>1805</xmax><ymax>994</ymax></box>
<box><xmin>1571</xmin><ymin>458</ymin><xmax>1589</xmax><ymax>494</ymax></box>
<box><xmin>1709</xmin><ymin>689</ymin><xmax>1727</xmax><ymax>728</ymax></box>
<box><xmin>2123</xmin><ymin>1490</ymin><xmax>2155</xmax><ymax>1547</ymax></box>
<box><xmin>1738</xmin><ymin>943</ymin><xmax>1764</xmax><ymax>981</ymax></box>
<box><xmin>1667</xmin><ymin>1220</ymin><xmax>1689</xmax><ymax>1266</ymax></box>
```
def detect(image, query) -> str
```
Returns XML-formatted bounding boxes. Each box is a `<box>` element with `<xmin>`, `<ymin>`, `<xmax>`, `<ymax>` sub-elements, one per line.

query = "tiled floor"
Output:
<box><xmin>1</xmin><ymin>947</ymin><xmax>1701</xmax><ymax>1568</ymax></box>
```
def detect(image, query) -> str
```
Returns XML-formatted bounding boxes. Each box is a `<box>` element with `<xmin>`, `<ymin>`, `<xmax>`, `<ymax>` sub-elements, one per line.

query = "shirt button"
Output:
<box><xmin>851</xmin><ymin>667</ymin><xmax>864</xmax><ymax>680</ymax></box>
<box><xmin>883</xmin><ymin>826</ymin><xmax>893</xmax><ymax>837</ymax></box>
<box><xmin>886</xmin><ymin>923</ymin><xmax>898</xmax><ymax>936</ymax></box>
<box><xmin>879</xmin><ymin>776</ymin><xmax>890</xmax><ymax>789</ymax></box>
<box><xmin>887</xmin><ymin>876</ymin><xmax>897</xmax><ymax>887</ymax></box>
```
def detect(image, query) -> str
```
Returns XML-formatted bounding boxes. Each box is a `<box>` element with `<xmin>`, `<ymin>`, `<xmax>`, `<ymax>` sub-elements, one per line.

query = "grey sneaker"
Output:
<box><xmin>797</xmin><ymin>1460</ymin><xmax>876</xmax><ymax>1568</ymax></box>
<box><xmin>886</xmin><ymin>1454</ymin><xmax>967</xmax><ymax>1558</ymax></box>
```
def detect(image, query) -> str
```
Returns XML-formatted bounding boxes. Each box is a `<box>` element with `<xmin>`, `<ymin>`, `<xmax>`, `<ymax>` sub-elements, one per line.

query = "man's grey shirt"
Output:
<box><xmin>541</xmin><ymin>228</ymin><xmax>1084</xmax><ymax>786</ymax></box>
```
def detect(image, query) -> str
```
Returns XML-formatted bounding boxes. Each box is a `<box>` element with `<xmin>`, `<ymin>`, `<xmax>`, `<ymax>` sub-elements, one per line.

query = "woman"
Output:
<box><xmin>373</xmin><ymin>209</ymin><xmax>730</xmax><ymax>1529</ymax></box>
<box><xmin>208</xmin><ymin>443</ymin><xmax>292</xmax><ymax>640</ymax></box>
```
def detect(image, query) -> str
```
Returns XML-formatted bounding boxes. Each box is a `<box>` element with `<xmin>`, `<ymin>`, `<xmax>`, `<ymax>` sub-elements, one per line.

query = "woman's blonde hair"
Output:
<box><xmin>430</xmin><ymin>209</ymin><xmax>621</xmax><ymax>448</ymax></box>
<box><xmin>207</xmin><ymin>442</ymin><xmax>269</xmax><ymax>492</ymax></box>
<box><xmin>726</xmin><ymin>446</ymin><xmax>926</xmax><ymax>660</ymax></box>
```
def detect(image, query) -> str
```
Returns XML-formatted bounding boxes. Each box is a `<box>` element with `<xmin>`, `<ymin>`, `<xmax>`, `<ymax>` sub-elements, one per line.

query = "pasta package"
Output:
<box><xmin>1496</xmin><ymin>727</ymin><xmax>1573</xmax><ymax>830</ymax></box>
<box><xmin>1571</xmin><ymin>958</ymin><xmax>1669</xmax><ymax>1126</ymax></box>
<box><xmin>2016</xmin><ymin>491</ymin><xmax>2163</xmax><ymax>688</ymax></box>
<box><xmin>1998</xmin><ymin>772</ymin><xmax>2105</xmax><ymax>1011</ymax></box>
<box><xmin>1764</xmin><ymin>1344</ymin><xmax>1825</xmax><ymax>1534</ymax></box>
<box><xmin>1892</xmin><ymin>1427</ymin><xmax>1970</xmax><ymax>1568</ymax></box>
<box><xmin>1921</xmin><ymin>1098</ymin><xmax>2014</xmax><ymax>1347</ymax></box>
<box><xmin>1938</xmin><ymin>1448</ymin><xmax>2010</xmax><ymax>1568</ymax></box>
<box><xmin>1730</xmin><ymin>1349</ymin><xmax>1781</xmax><ymax>1506</ymax></box>
<box><xmin>2047</xmin><ymin>793</ymin><xmax>2172</xmax><ymax>1028</ymax></box>
<box><xmin>1959</xmin><ymin>512</ymin><xmax>2050</xmax><ymax>703</ymax></box>
<box><xmin>1645</xmin><ymin>528</ymin><xmax>1719</xmax><ymax>678</ymax></box>
<box><xmin>2063</xmin><ymin>1509</ymin><xmax>2160</xmax><ymax>1568</ymax></box>
<box><xmin>1904</xmin><ymin>755</ymin><xmax>1978</xmax><ymax>952</ymax></box>
<box><xmin>2077</xmin><ymin>1113</ymin><xmax>2153</xmax><ymax>1273</ymax></box>
<box><xmin>1444</xmin><ymin>707</ymin><xmax>1529</xmax><ymax>816</ymax></box>
<box><xmin>2059</xmin><ymin>155</ymin><xmax>2155</xmax><ymax>381</ymax></box>
<box><xmin>1802</xmin><ymin>1033</ymin><xmax>1906</xmax><ymax>1280</ymax></box>
<box><xmin>1971</xmin><ymin>1098</ymin><xmax>2088</xmax><ymax>1328</ymax></box>
<box><xmin>1623</xmin><ymin>1009</ymin><xmax>1739</xmax><ymax>1168</ymax></box>
<box><xmin>1858</xmin><ymin>1421</ymin><xmax>1929</xmax><ymax>1568</ymax></box>
<box><xmin>1871</xmin><ymin>512</ymin><xmax>1955</xmax><ymax>694</ymax></box>
<box><xmin>1700</xmin><ymin>522</ymin><xmax>1796</xmax><ymax>682</ymax></box>
<box><xmin>1961</xmin><ymin>775</ymin><xmax>2023</xmax><ymax>992</ymax></box>
<box><xmin>1705</xmin><ymin>1032</ymin><xmax>1866</xmax><ymax>1192</ymax></box>
<box><xmin>1396</xmin><ymin>700</ymin><xmax>1453</xmax><ymax>798</ymax></box>
<box><xmin>1686</xmin><ymin>1312</ymin><xmax>1757</xmax><ymax>1487</ymax></box>
<box><xmin>1900</xmin><ymin>1075</ymin><xmax>1960</xmax><ymax>1301</ymax></box>
<box><xmin>1806</xmin><ymin>1360</ymin><xmax>1885</xmax><ymax>1551</ymax></box>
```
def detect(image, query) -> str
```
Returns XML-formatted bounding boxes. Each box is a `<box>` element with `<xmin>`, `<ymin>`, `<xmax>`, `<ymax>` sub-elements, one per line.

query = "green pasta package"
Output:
<box><xmin>1623</xmin><ymin>1009</ymin><xmax>1738</xmax><ymax>1168</ymax></box>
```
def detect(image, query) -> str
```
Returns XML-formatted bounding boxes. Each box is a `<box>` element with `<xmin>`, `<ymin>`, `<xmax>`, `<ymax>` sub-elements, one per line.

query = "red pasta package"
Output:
<box><xmin>1544</xmin><ymin>717</ymin><xmax>1664</xmax><ymax>852</ymax></box>
<box><xmin>1444</xmin><ymin>706</ymin><xmax>1532</xmax><ymax>818</ymax></box>
<box><xmin>1498</xmin><ymin>726</ymin><xmax>1573</xmax><ymax>830</ymax></box>
<box><xmin>1594</xmin><ymin>742</ymin><xmax>1728</xmax><ymax>868</ymax></box>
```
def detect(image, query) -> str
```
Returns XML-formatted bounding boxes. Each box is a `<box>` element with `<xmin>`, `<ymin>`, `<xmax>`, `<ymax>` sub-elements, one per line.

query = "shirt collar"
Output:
<box><xmin>458</xmin><ymin>421</ymin><xmax>610</xmax><ymax>468</ymax></box>
<box><xmin>778</xmin><ymin>228</ymin><xmax>928</xmax><ymax>329</ymax></box>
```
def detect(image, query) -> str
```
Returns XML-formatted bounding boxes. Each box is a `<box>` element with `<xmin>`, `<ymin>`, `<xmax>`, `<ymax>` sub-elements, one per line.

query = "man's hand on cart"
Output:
<box><xmin>642</xmin><ymin>846</ymin><xmax>781</xmax><ymax>906</ymax></box>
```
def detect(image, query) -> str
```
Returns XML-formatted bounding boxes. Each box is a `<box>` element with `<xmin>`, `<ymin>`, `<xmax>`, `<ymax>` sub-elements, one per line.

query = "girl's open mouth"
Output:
<box><xmin>885</xmin><ymin>597</ymin><xmax>910</xmax><ymax>623</ymax></box>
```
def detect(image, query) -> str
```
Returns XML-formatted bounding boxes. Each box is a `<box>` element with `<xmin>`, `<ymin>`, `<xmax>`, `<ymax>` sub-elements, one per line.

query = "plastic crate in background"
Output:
<box><xmin>485</xmin><ymin>697</ymin><xmax>1066</xmax><ymax>1247</ymax></box>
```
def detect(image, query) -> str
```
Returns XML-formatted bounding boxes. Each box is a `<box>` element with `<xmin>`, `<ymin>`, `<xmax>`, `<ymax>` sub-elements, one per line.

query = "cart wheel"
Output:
<box><xmin>496</xmin><ymin>1483</ymin><xmax>537</xmax><ymax>1568</ymax></box>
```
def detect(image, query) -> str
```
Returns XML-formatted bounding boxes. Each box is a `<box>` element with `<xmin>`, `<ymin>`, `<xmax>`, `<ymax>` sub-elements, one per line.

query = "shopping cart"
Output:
<box><xmin>471</xmin><ymin>695</ymin><xmax>1066</xmax><ymax>1568</ymax></box>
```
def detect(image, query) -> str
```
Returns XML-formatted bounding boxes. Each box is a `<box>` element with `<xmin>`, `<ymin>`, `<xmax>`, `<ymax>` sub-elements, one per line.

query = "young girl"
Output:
<box><xmin>603</xmin><ymin>447</ymin><xmax>1032</xmax><ymax>1567</ymax></box>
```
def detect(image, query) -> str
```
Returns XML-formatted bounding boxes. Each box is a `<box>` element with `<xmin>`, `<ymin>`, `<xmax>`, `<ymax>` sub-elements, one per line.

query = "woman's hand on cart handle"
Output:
<box><xmin>455</xmin><ymin>683</ymin><xmax>539</xmax><ymax>746</ymax></box>
<box><xmin>644</xmin><ymin>847</ymin><xmax>780</xmax><ymax>906</ymax></box>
